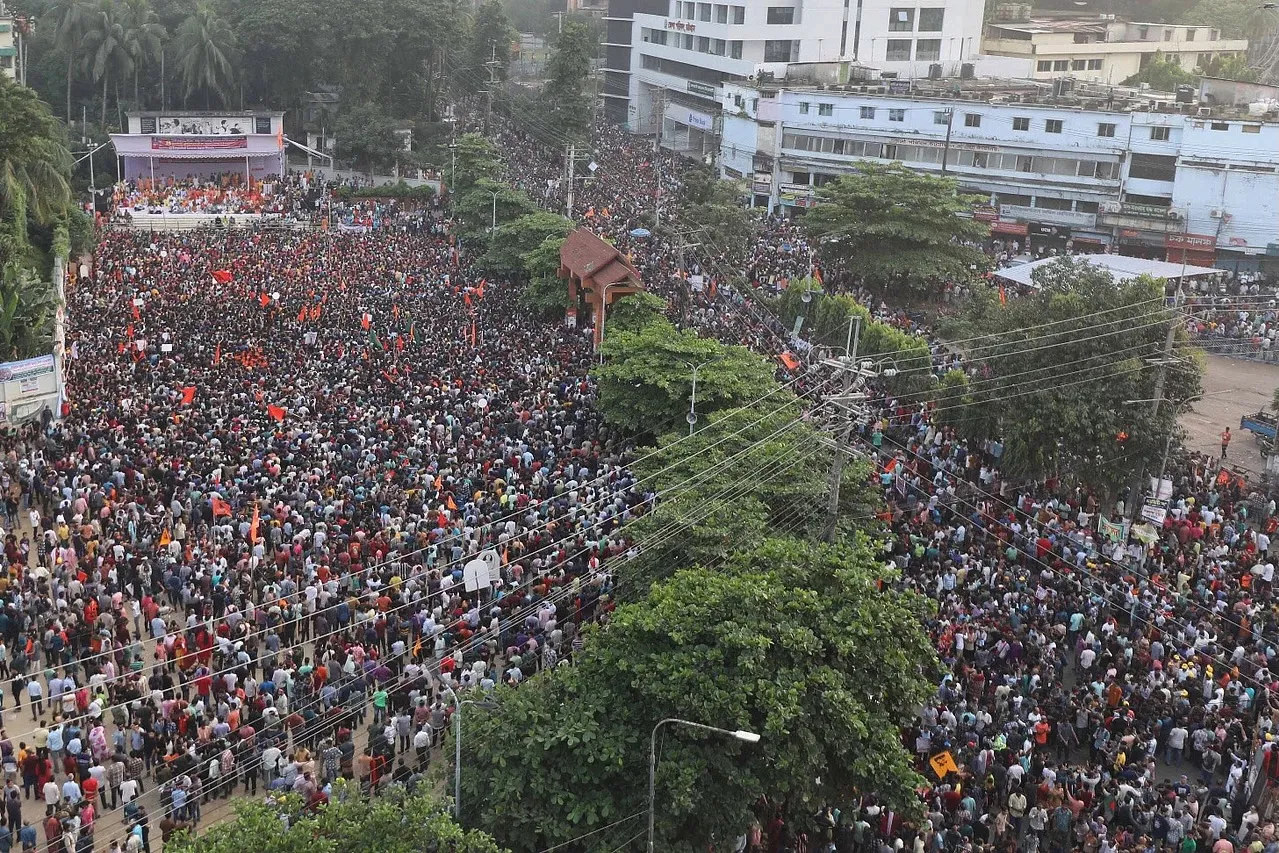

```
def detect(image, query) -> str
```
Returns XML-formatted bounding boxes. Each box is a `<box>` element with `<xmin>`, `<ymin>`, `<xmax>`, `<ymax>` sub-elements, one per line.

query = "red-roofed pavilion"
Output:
<box><xmin>557</xmin><ymin>228</ymin><xmax>644</xmax><ymax>346</ymax></box>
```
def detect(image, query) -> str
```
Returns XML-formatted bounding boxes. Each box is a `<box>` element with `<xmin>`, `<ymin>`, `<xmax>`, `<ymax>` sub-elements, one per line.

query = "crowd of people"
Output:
<box><xmin>0</xmin><ymin>111</ymin><xmax>1275</xmax><ymax>853</ymax></box>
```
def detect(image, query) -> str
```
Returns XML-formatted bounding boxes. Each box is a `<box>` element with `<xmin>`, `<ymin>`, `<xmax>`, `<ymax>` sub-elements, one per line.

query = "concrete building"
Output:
<box><xmin>719</xmin><ymin>80</ymin><xmax>1279</xmax><ymax>271</ymax></box>
<box><xmin>603</xmin><ymin>0</ymin><xmax>997</xmax><ymax>158</ymax></box>
<box><xmin>0</xmin><ymin>7</ymin><xmax>16</xmax><ymax>81</ymax></box>
<box><xmin>983</xmin><ymin>18</ymin><xmax>1249</xmax><ymax>85</ymax></box>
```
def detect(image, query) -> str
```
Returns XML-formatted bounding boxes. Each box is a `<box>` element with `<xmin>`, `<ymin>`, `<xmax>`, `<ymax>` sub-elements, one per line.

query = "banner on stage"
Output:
<box><xmin>151</xmin><ymin>136</ymin><xmax>248</xmax><ymax>151</ymax></box>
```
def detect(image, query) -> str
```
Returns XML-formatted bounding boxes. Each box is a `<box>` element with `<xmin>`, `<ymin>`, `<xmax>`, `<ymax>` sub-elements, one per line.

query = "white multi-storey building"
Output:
<box><xmin>719</xmin><ymin>81</ymin><xmax>1279</xmax><ymax>271</ymax></box>
<box><xmin>0</xmin><ymin>8</ymin><xmax>16</xmax><ymax>81</ymax></box>
<box><xmin>603</xmin><ymin>0</ymin><xmax>992</xmax><ymax>158</ymax></box>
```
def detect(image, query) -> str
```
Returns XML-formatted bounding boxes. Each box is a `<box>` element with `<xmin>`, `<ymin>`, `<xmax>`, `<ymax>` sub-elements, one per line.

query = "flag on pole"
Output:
<box><xmin>266</xmin><ymin>404</ymin><xmax>286</xmax><ymax>422</ymax></box>
<box><xmin>180</xmin><ymin>386</ymin><xmax>196</xmax><ymax>405</ymax></box>
<box><xmin>249</xmin><ymin>505</ymin><xmax>260</xmax><ymax>544</ymax></box>
<box><xmin>211</xmin><ymin>496</ymin><xmax>232</xmax><ymax>517</ymax></box>
<box><xmin>361</xmin><ymin>313</ymin><xmax>372</xmax><ymax>330</ymax></box>
<box><xmin>212</xmin><ymin>342</ymin><xmax>221</xmax><ymax>366</ymax></box>
<box><xmin>211</xmin><ymin>269</ymin><xmax>233</xmax><ymax>284</ymax></box>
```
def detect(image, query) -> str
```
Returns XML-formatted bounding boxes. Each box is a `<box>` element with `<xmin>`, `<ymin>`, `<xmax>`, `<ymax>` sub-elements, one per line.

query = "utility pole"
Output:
<box><xmin>566</xmin><ymin>143</ymin><xmax>576</xmax><ymax>219</ymax></box>
<box><xmin>651</xmin><ymin>88</ymin><xmax>666</xmax><ymax>227</ymax></box>
<box><xmin>484</xmin><ymin>41</ymin><xmax>501</xmax><ymax>135</ymax></box>
<box><xmin>1126</xmin><ymin>285</ymin><xmax>1182</xmax><ymax>522</ymax></box>
<box><xmin>940</xmin><ymin>108</ymin><xmax>955</xmax><ymax>175</ymax></box>
<box><xmin>672</xmin><ymin>230</ymin><xmax>701</xmax><ymax>328</ymax></box>
<box><xmin>821</xmin><ymin>316</ymin><xmax>863</xmax><ymax>542</ymax></box>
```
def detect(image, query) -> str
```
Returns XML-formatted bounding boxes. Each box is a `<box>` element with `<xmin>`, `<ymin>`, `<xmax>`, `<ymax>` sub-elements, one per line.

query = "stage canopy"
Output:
<box><xmin>110</xmin><ymin>110</ymin><xmax>286</xmax><ymax>182</ymax></box>
<box><xmin>993</xmin><ymin>254</ymin><xmax>1224</xmax><ymax>289</ymax></box>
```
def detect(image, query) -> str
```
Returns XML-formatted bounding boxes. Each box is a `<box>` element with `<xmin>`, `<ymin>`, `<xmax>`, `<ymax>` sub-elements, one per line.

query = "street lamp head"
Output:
<box><xmin>733</xmin><ymin>730</ymin><xmax>762</xmax><ymax>743</ymax></box>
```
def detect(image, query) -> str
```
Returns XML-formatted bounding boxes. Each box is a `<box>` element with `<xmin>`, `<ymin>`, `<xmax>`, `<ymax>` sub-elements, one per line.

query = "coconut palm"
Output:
<box><xmin>173</xmin><ymin>3</ymin><xmax>236</xmax><ymax>109</ymax></box>
<box><xmin>80</xmin><ymin>0</ymin><xmax>135</xmax><ymax>131</ymax></box>
<box><xmin>0</xmin><ymin>75</ymin><xmax>72</xmax><ymax>227</ymax></box>
<box><xmin>48</xmin><ymin>0</ymin><xmax>92</xmax><ymax>122</ymax></box>
<box><xmin>121</xmin><ymin>0</ymin><xmax>166</xmax><ymax>109</ymax></box>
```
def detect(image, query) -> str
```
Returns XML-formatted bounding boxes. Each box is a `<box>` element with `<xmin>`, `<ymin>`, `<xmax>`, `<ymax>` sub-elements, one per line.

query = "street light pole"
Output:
<box><xmin>489</xmin><ymin>190</ymin><xmax>499</xmax><ymax>230</ymax></box>
<box><xmin>596</xmin><ymin>281</ymin><xmax>618</xmax><ymax>362</ymax></box>
<box><xmin>647</xmin><ymin>719</ymin><xmax>760</xmax><ymax>853</ymax></box>
<box><xmin>682</xmin><ymin>355</ymin><xmax>725</xmax><ymax>436</ymax></box>
<box><xmin>443</xmin><ymin>685</ymin><xmax>462</xmax><ymax>818</ymax></box>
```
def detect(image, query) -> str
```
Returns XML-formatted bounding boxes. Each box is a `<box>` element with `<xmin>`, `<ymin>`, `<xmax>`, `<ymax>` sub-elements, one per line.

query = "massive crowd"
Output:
<box><xmin>0</xmin><ymin>114</ymin><xmax>1275</xmax><ymax>853</ymax></box>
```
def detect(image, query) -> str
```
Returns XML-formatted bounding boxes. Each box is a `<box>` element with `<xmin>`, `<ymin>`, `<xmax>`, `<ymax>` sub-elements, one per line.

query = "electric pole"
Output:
<box><xmin>651</xmin><ymin>88</ymin><xmax>666</xmax><ymax>227</ymax></box>
<box><xmin>484</xmin><ymin>41</ymin><xmax>501</xmax><ymax>134</ymax></box>
<box><xmin>820</xmin><ymin>317</ymin><xmax>863</xmax><ymax>542</ymax></box>
<box><xmin>566</xmin><ymin>143</ymin><xmax>576</xmax><ymax>219</ymax></box>
<box><xmin>940</xmin><ymin>108</ymin><xmax>954</xmax><ymax>175</ymax></box>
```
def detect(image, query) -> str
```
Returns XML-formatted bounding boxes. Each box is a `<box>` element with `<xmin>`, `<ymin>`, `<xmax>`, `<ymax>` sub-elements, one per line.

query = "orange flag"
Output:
<box><xmin>212</xmin><ymin>342</ymin><xmax>221</xmax><ymax>366</ymax></box>
<box><xmin>447</xmin><ymin>495</ymin><xmax>458</xmax><ymax>511</ymax></box>
<box><xmin>361</xmin><ymin>313</ymin><xmax>372</xmax><ymax>330</ymax></box>
<box><xmin>266</xmin><ymin>404</ymin><xmax>286</xmax><ymax>422</ymax></box>
<box><xmin>211</xmin><ymin>496</ymin><xmax>232</xmax><ymax>517</ymax></box>
<box><xmin>297</xmin><ymin>306</ymin><xmax>307</xmax><ymax>323</ymax></box>
<box><xmin>180</xmin><ymin>386</ymin><xmax>196</xmax><ymax>405</ymax></box>
<box><xmin>464</xmin><ymin>292</ymin><xmax>473</xmax><ymax>308</ymax></box>
<box><xmin>259</xmin><ymin>292</ymin><xmax>271</xmax><ymax>308</ymax></box>
<box><xmin>249</xmin><ymin>505</ymin><xmax>260</xmax><ymax>544</ymax></box>
<box><xmin>392</xmin><ymin>303</ymin><xmax>400</xmax><ymax>321</ymax></box>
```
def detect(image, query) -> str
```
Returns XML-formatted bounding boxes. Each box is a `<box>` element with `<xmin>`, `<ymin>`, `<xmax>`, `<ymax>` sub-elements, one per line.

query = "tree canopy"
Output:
<box><xmin>477</xmin><ymin>209</ymin><xmax>573</xmax><ymax>272</ymax></box>
<box><xmin>457</xmin><ymin>537</ymin><xmax>936</xmax><ymax>853</ymax></box>
<box><xmin>167</xmin><ymin>787</ymin><xmax>504</xmax><ymax>853</ymax></box>
<box><xmin>801</xmin><ymin>163</ymin><xmax>989</xmax><ymax>294</ymax></box>
<box><xmin>334</xmin><ymin>102</ymin><xmax>405</xmax><ymax>175</ymax></box>
<box><xmin>1121</xmin><ymin>50</ymin><xmax>1198</xmax><ymax>89</ymax></box>
<box><xmin>943</xmin><ymin>258</ymin><xmax>1203</xmax><ymax>492</ymax></box>
<box><xmin>540</xmin><ymin>18</ymin><xmax>595</xmax><ymax>141</ymax></box>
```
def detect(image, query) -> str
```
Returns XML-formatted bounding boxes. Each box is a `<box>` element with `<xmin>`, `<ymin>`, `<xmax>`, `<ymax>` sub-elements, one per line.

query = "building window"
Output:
<box><xmin>1164</xmin><ymin>28</ymin><xmax>1174</xmax><ymax>41</ymax></box>
<box><xmin>889</xmin><ymin>108</ymin><xmax>905</xmax><ymax>121</ymax></box>
<box><xmin>1186</xmin><ymin>27</ymin><xmax>1196</xmax><ymax>41</ymax></box>
<box><xmin>1097</xmin><ymin>122</ymin><xmax>1116</xmax><ymax>137</ymax></box>
<box><xmin>1087</xmin><ymin>58</ymin><xmax>1103</xmax><ymax>69</ymax></box>
<box><xmin>1129</xmin><ymin>152</ymin><xmax>1177</xmax><ymax>181</ymax></box>
<box><xmin>1053</xmin><ymin>59</ymin><xmax>1069</xmax><ymax>71</ymax></box>
<box><xmin>683</xmin><ymin>2</ymin><xmax>695</xmax><ymax>18</ymax></box>
<box><xmin>918</xmin><ymin>7</ymin><xmax>944</xmax><ymax>31</ymax></box>
<box><xmin>731</xmin><ymin>5</ymin><xmax>744</xmax><ymax>23</ymax></box>
<box><xmin>712</xmin><ymin>37</ymin><xmax>725</xmax><ymax>54</ymax></box>
<box><xmin>1012</xmin><ymin>116</ymin><xmax>1030</xmax><ymax>131</ymax></box>
<box><xmin>730</xmin><ymin>40</ymin><xmax>742</xmax><ymax>57</ymax></box>
<box><xmin>889</xmin><ymin>8</ymin><xmax>914</xmax><ymax>31</ymax></box>
<box><xmin>818</xmin><ymin>103</ymin><xmax>834</xmax><ymax>116</ymax></box>
<box><xmin>1243</xmin><ymin>124</ymin><xmax>1261</xmax><ymax>133</ymax></box>
<box><xmin>763</xmin><ymin>39</ymin><xmax>796</xmax><ymax>61</ymax></box>
<box><xmin>971</xmin><ymin>152</ymin><xmax>988</xmax><ymax>168</ymax></box>
<box><xmin>885</xmin><ymin>39</ymin><xmax>912</xmax><ymax>60</ymax></box>
<box><xmin>798</xmin><ymin>102</ymin><xmax>810</xmax><ymax>114</ymax></box>
<box><xmin>1037</xmin><ymin>60</ymin><xmax>1052</xmax><ymax>72</ymax></box>
<box><xmin>696</xmin><ymin>35</ymin><xmax>710</xmax><ymax>51</ymax></box>
<box><xmin>1150</xmin><ymin>126</ymin><xmax>1170</xmax><ymax>140</ymax></box>
<box><xmin>1017</xmin><ymin>155</ymin><xmax>1034</xmax><ymax>172</ymax></box>
<box><xmin>766</xmin><ymin>6</ymin><xmax>794</xmax><ymax>24</ymax></box>
<box><xmin>1138</xmin><ymin>26</ymin><xmax>1148</xmax><ymax>39</ymax></box>
<box><xmin>934</xmin><ymin>110</ymin><xmax>949</xmax><ymax>125</ymax></box>
<box><xmin>1071</xmin><ymin>59</ymin><xmax>1086</xmax><ymax>70</ymax></box>
<box><xmin>1169</xmin><ymin>53</ymin><xmax>1181</xmax><ymax>64</ymax></box>
<box><xmin>860</xmin><ymin>106</ymin><xmax>875</xmax><ymax>119</ymax></box>
<box><xmin>716</xmin><ymin>4</ymin><xmax>728</xmax><ymax>22</ymax></box>
<box><xmin>915</xmin><ymin>38</ymin><xmax>941</xmax><ymax>61</ymax></box>
<box><xmin>1211</xmin><ymin>121</ymin><xmax>1229</xmax><ymax>130</ymax></box>
<box><xmin>698</xmin><ymin>3</ymin><xmax>712</xmax><ymax>20</ymax></box>
<box><xmin>964</xmin><ymin>112</ymin><xmax>981</xmax><ymax>127</ymax></box>
<box><xmin>1045</xmin><ymin>119</ymin><xmax>1063</xmax><ymax>133</ymax></box>
<box><xmin>881</xmin><ymin>143</ymin><xmax>898</xmax><ymax>159</ymax></box>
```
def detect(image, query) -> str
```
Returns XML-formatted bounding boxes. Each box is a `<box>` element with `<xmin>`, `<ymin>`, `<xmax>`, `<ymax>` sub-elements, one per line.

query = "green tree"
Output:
<box><xmin>802</xmin><ymin>163</ymin><xmax>989</xmax><ymax>295</ymax></box>
<box><xmin>334</xmin><ymin>103</ymin><xmax>404</xmax><ymax>175</ymax></box>
<box><xmin>471</xmin><ymin>0</ymin><xmax>517</xmax><ymax>81</ymax></box>
<box><xmin>80</xmin><ymin>0</ymin><xmax>134</xmax><ymax>130</ymax></box>
<box><xmin>675</xmin><ymin>166</ymin><xmax>756</xmax><ymax>261</ymax></box>
<box><xmin>1182</xmin><ymin>0</ymin><xmax>1258</xmax><ymax>38</ymax></box>
<box><xmin>457</xmin><ymin>537</ymin><xmax>936</xmax><ymax>853</ymax></box>
<box><xmin>453</xmin><ymin>179</ymin><xmax>538</xmax><ymax>241</ymax></box>
<box><xmin>479</xmin><ymin>209</ymin><xmax>573</xmax><ymax>271</ymax></box>
<box><xmin>449</xmin><ymin>132</ymin><xmax>502</xmax><ymax>196</ymax></box>
<box><xmin>518</xmin><ymin>234</ymin><xmax>571</xmax><ymax>316</ymax></box>
<box><xmin>592</xmin><ymin>320</ymin><xmax>781</xmax><ymax>436</ymax></box>
<box><xmin>49</xmin><ymin>0</ymin><xmax>93</xmax><ymax>120</ymax></box>
<box><xmin>604</xmin><ymin>291</ymin><xmax>666</xmax><ymax>334</ymax></box>
<box><xmin>950</xmin><ymin>257</ymin><xmax>1203</xmax><ymax>491</ymax></box>
<box><xmin>0</xmin><ymin>267</ymin><xmax>59</xmax><ymax>360</ymax></box>
<box><xmin>120</xmin><ymin>0</ymin><xmax>166</xmax><ymax>108</ymax></box>
<box><xmin>540</xmin><ymin>18</ymin><xmax>594</xmax><ymax>141</ymax></box>
<box><xmin>167</xmin><ymin>786</ymin><xmax>505</xmax><ymax>853</ymax></box>
<box><xmin>173</xmin><ymin>3</ymin><xmax>236</xmax><ymax>108</ymax></box>
<box><xmin>1199</xmin><ymin>52</ymin><xmax>1257</xmax><ymax>81</ymax></box>
<box><xmin>0</xmin><ymin>74</ymin><xmax>73</xmax><ymax>228</ymax></box>
<box><xmin>1121</xmin><ymin>50</ymin><xmax>1198</xmax><ymax>89</ymax></box>
<box><xmin>221</xmin><ymin>0</ymin><xmax>326</xmax><ymax>111</ymax></box>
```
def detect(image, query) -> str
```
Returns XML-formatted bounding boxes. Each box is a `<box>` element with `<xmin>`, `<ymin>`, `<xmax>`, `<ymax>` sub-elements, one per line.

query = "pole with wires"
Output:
<box><xmin>820</xmin><ymin>316</ymin><xmax>862</xmax><ymax>542</ymax></box>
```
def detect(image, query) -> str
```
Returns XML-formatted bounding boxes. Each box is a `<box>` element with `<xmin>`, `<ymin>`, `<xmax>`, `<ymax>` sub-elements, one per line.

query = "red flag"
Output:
<box><xmin>211</xmin><ymin>270</ymin><xmax>233</xmax><ymax>284</ymax></box>
<box><xmin>259</xmin><ymin>292</ymin><xmax>271</xmax><ymax>308</ymax></box>
<box><xmin>297</xmin><ymin>306</ymin><xmax>307</xmax><ymax>323</ymax></box>
<box><xmin>477</xmin><ymin>280</ymin><xmax>486</xmax><ymax>299</ymax></box>
<box><xmin>213</xmin><ymin>342</ymin><xmax>221</xmax><ymax>365</ymax></box>
<box><xmin>266</xmin><ymin>404</ymin><xmax>286</xmax><ymax>422</ymax></box>
<box><xmin>392</xmin><ymin>303</ymin><xmax>400</xmax><ymax>321</ymax></box>
<box><xmin>395</xmin><ymin>335</ymin><xmax>405</xmax><ymax>352</ymax></box>
<box><xmin>180</xmin><ymin>386</ymin><xmax>196</xmax><ymax>405</ymax></box>
<box><xmin>361</xmin><ymin>313</ymin><xmax>372</xmax><ymax>330</ymax></box>
<box><xmin>131</xmin><ymin>303</ymin><xmax>140</xmax><ymax>320</ymax></box>
<box><xmin>464</xmin><ymin>293</ymin><xmax>473</xmax><ymax>308</ymax></box>
<box><xmin>998</xmin><ymin>285</ymin><xmax>1007</xmax><ymax>306</ymax></box>
<box><xmin>211</xmin><ymin>496</ymin><xmax>232</xmax><ymax>517</ymax></box>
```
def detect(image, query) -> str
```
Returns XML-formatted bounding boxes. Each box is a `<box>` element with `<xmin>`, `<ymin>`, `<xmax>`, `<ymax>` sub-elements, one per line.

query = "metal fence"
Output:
<box><xmin>1191</xmin><ymin>335</ymin><xmax>1278</xmax><ymax>364</ymax></box>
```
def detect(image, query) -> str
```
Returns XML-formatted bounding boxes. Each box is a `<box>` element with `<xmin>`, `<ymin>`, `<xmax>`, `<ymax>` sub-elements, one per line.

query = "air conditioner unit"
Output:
<box><xmin>1167</xmin><ymin>210</ymin><xmax>1183</xmax><ymax>220</ymax></box>
<box><xmin>1210</xmin><ymin>208</ymin><xmax>1223</xmax><ymax>218</ymax></box>
<box><xmin>1197</xmin><ymin>106</ymin><xmax>1212</xmax><ymax>117</ymax></box>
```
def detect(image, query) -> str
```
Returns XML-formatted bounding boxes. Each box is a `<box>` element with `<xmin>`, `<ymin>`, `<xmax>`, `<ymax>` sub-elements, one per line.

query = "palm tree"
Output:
<box><xmin>174</xmin><ymin>4</ymin><xmax>236</xmax><ymax>109</ymax></box>
<box><xmin>0</xmin><ymin>75</ymin><xmax>73</xmax><ymax>227</ymax></box>
<box><xmin>120</xmin><ymin>0</ymin><xmax>166</xmax><ymax>110</ymax></box>
<box><xmin>80</xmin><ymin>0</ymin><xmax>134</xmax><ymax>131</ymax></box>
<box><xmin>47</xmin><ymin>0</ymin><xmax>92</xmax><ymax>122</ymax></box>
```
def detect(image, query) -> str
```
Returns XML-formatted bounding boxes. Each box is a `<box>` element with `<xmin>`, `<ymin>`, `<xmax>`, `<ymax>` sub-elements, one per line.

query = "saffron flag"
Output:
<box><xmin>180</xmin><ymin>386</ymin><xmax>196</xmax><ymax>405</ymax></box>
<box><xmin>211</xmin><ymin>496</ymin><xmax>232</xmax><ymax>517</ymax></box>
<box><xmin>259</xmin><ymin>292</ymin><xmax>271</xmax><ymax>308</ymax></box>
<box><xmin>361</xmin><ymin>313</ymin><xmax>372</xmax><ymax>330</ymax></box>
<box><xmin>266</xmin><ymin>404</ymin><xmax>286</xmax><ymax>422</ymax></box>
<box><xmin>212</xmin><ymin>342</ymin><xmax>221</xmax><ymax>365</ymax></box>
<box><xmin>998</xmin><ymin>285</ymin><xmax>1007</xmax><ymax>306</ymax></box>
<box><xmin>249</xmin><ymin>505</ymin><xmax>260</xmax><ymax>544</ymax></box>
<box><xmin>297</xmin><ymin>306</ymin><xmax>307</xmax><ymax>323</ymax></box>
<box><xmin>211</xmin><ymin>270</ymin><xmax>233</xmax><ymax>284</ymax></box>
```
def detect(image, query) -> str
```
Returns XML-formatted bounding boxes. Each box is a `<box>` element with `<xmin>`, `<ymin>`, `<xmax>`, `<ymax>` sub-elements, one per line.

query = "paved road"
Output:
<box><xmin>1181</xmin><ymin>353</ymin><xmax>1279</xmax><ymax>481</ymax></box>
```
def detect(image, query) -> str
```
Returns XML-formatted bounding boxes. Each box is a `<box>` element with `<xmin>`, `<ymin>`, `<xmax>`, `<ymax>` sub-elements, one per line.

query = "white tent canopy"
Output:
<box><xmin>993</xmin><ymin>254</ymin><xmax>1224</xmax><ymax>290</ymax></box>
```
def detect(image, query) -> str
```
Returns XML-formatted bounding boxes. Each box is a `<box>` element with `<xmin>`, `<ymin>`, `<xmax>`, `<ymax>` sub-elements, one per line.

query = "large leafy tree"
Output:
<box><xmin>540</xmin><ymin>18</ymin><xmax>595</xmax><ymax>141</ymax></box>
<box><xmin>120</xmin><ymin>0</ymin><xmax>166</xmax><ymax>108</ymax></box>
<box><xmin>802</xmin><ymin>162</ymin><xmax>989</xmax><ymax>294</ymax></box>
<box><xmin>173</xmin><ymin>3</ymin><xmax>236</xmax><ymax>108</ymax></box>
<box><xmin>167</xmin><ymin>786</ymin><xmax>504</xmax><ymax>853</ymax></box>
<box><xmin>334</xmin><ymin>102</ymin><xmax>404</xmax><ymax>175</ymax></box>
<box><xmin>1199</xmin><ymin>52</ymin><xmax>1257</xmax><ymax>82</ymax></box>
<box><xmin>0</xmin><ymin>74</ymin><xmax>73</xmax><ymax>228</ymax></box>
<box><xmin>79</xmin><ymin>0</ymin><xmax>134</xmax><ymax>130</ymax></box>
<box><xmin>1182</xmin><ymin>0</ymin><xmax>1260</xmax><ymax>39</ymax></box>
<box><xmin>950</xmin><ymin>258</ymin><xmax>1203</xmax><ymax>492</ymax></box>
<box><xmin>449</xmin><ymin>132</ymin><xmax>502</xmax><ymax>196</ymax></box>
<box><xmin>457</xmin><ymin>537</ymin><xmax>937</xmax><ymax>853</ymax></box>
<box><xmin>592</xmin><ymin>318</ymin><xmax>781</xmax><ymax>436</ymax></box>
<box><xmin>470</xmin><ymin>0</ymin><xmax>517</xmax><ymax>81</ymax></box>
<box><xmin>453</xmin><ymin>179</ymin><xmax>538</xmax><ymax>241</ymax></box>
<box><xmin>477</xmin><ymin>209</ymin><xmax>572</xmax><ymax>271</ymax></box>
<box><xmin>674</xmin><ymin>166</ymin><xmax>755</xmax><ymax>260</ymax></box>
<box><xmin>49</xmin><ymin>0</ymin><xmax>93</xmax><ymax>121</ymax></box>
<box><xmin>1121</xmin><ymin>50</ymin><xmax>1198</xmax><ymax>89</ymax></box>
